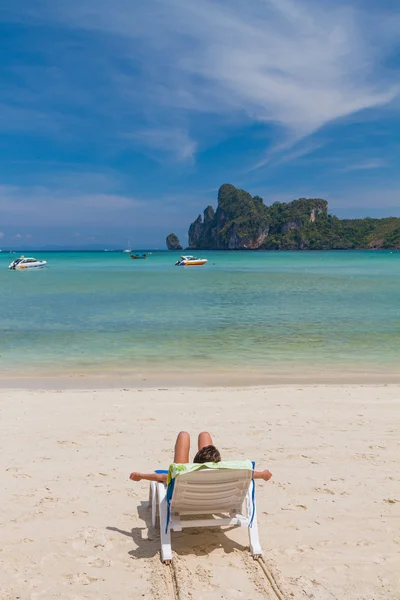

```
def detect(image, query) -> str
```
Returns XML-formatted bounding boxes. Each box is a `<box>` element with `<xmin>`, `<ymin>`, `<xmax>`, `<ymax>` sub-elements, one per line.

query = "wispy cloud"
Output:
<box><xmin>340</xmin><ymin>158</ymin><xmax>387</xmax><ymax>172</ymax></box>
<box><xmin>0</xmin><ymin>102</ymin><xmax>61</xmax><ymax>133</ymax></box>
<box><xmin>0</xmin><ymin>173</ymin><xmax>211</xmax><ymax>234</ymax></box>
<box><xmin>1</xmin><ymin>0</ymin><xmax>400</xmax><ymax>234</ymax></box>
<box><xmin>2</xmin><ymin>0</ymin><xmax>399</xmax><ymax>160</ymax></box>
<box><xmin>251</xmin><ymin>139</ymin><xmax>327</xmax><ymax>171</ymax></box>
<box><xmin>0</xmin><ymin>183</ymin><xmax>143</xmax><ymax>226</ymax></box>
<box><xmin>128</xmin><ymin>128</ymin><xmax>197</xmax><ymax>162</ymax></box>
<box><xmin>67</xmin><ymin>2</ymin><xmax>399</xmax><ymax>130</ymax></box>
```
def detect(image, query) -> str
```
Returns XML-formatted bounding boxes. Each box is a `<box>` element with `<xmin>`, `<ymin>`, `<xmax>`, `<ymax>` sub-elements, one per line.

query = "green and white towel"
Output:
<box><xmin>167</xmin><ymin>460</ymin><xmax>253</xmax><ymax>484</ymax></box>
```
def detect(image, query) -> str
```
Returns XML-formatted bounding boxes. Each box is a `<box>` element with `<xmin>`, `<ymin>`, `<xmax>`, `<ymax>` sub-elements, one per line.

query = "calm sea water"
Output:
<box><xmin>0</xmin><ymin>250</ymin><xmax>399</xmax><ymax>381</ymax></box>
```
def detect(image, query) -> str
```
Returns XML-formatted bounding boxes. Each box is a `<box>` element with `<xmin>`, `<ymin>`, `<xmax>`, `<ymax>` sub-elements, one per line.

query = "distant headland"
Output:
<box><xmin>185</xmin><ymin>184</ymin><xmax>400</xmax><ymax>250</ymax></box>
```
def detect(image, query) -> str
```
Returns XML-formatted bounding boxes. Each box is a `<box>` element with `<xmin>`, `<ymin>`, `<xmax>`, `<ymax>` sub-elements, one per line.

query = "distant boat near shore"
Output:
<box><xmin>122</xmin><ymin>239</ymin><xmax>132</xmax><ymax>253</ymax></box>
<box><xmin>130</xmin><ymin>253</ymin><xmax>147</xmax><ymax>259</ymax></box>
<box><xmin>175</xmin><ymin>255</ymin><xmax>207</xmax><ymax>266</ymax></box>
<box><xmin>9</xmin><ymin>256</ymin><xmax>47</xmax><ymax>270</ymax></box>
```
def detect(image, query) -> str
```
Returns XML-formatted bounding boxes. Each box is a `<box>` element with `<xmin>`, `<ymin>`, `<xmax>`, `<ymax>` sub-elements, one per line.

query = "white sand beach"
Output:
<box><xmin>1</xmin><ymin>385</ymin><xmax>399</xmax><ymax>600</ymax></box>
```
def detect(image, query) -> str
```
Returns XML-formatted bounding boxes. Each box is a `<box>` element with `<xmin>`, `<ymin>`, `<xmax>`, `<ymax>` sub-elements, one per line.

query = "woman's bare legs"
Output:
<box><xmin>174</xmin><ymin>431</ymin><xmax>190</xmax><ymax>463</ymax></box>
<box><xmin>198</xmin><ymin>431</ymin><xmax>213</xmax><ymax>451</ymax></box>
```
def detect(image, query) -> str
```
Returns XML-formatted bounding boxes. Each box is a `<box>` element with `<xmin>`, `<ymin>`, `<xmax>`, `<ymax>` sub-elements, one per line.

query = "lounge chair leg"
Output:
<box><xmin>247</xmin><ymin>481</ymin><xmax>262</xmax><ymax>557</ymax></box>
<box><xmin>150</xmin><ymin>482</ymin><xmax>157</xmax><ymax>528</ymax></box>
<box><xmin>249</xmin><ymin>520</ymin><xmax>262</xmax><ymax>558</ymax></box>
<box><xmin>157</xmin><ymin>483</ymin><xmax>173</xmax><ymax>563</ymax></box>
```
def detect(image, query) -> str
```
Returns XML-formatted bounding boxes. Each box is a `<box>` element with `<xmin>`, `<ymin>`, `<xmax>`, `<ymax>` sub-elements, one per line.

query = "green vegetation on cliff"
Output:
<box><xmin>188</xmin><ymin>184</ymin><xmax>400</xmax><ymax>250</ymax></box>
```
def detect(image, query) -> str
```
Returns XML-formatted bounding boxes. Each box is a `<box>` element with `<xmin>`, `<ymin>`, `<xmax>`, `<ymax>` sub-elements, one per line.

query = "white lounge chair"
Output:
<box><xmin>149</xmin><ymin>463</ymin><xmax>262</xmax><ymax>563</ymax></box>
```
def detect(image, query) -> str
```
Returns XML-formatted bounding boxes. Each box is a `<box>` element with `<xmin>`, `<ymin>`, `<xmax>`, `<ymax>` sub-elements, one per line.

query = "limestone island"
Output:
<box><xmin>188</xmin><ymin>184</ymin><xmax>400</xmax><ymax>250</ymax></box>
<box><xmin>166</xmin><ymin>232</ymin><xmax>183</xmax><ymax>250</ymax></box>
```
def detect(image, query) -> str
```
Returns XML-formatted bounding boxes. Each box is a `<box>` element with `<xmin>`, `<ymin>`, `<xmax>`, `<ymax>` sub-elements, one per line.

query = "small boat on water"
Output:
<box><xmin>175</xmin><ymin>255</ymin><xmax>207</xmax><ymax>267</ymax></box>
<box><xmin>9</xmin><ymin>256</ymin><xmax>47</xmax><ymax>270</ymax></box>
<box><xmin>130</xmin><ymin>253</ymin><xmax>147</xmax><ymax>259</ymax></box>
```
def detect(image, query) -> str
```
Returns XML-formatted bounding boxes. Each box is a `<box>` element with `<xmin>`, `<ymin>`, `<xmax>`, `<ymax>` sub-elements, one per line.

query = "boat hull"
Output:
<box><xmin>177</xmin><ymin>259</ymin><xmax>207</xmax><ymax>266</ymax></box>
<box><xmin>12</xmin><ymin>262</ymin><xmax>47</xmax><ymax>270</ymax></box>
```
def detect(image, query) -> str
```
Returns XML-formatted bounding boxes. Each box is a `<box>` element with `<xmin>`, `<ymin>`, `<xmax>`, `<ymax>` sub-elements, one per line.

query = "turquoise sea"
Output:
<box><xmin>0</xmin><ymin>250</ymin><xmax>399</xmax><ymax>383</ymax></box>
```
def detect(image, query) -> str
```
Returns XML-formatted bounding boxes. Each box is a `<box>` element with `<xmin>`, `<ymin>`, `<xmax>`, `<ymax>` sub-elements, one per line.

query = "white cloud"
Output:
<box><xmin>35</xmin><ymin>0</ymin><xmax>399</xmax><ymax>139</ymax></box>
<box><xmin>129</xmin><ymin>127</ymin><xmax>197</xmax><ymax>162</ymax></box>
<box><xmin>1</xmin><ymin>0</ymin><xmax>400</xmax><ymax>169</ymax></box>
<box><xmin>0</xmin><ymin>184</ymin><xmax>143</xmax><ymax>226</ymax></box>
<box><xmin>251</xmin><ymin>139</ymin><xmax>327</xmax><ymax>171</ymax></box>
<box><xmin>340</xmin><ymin>158</ymin><xmax>387</xmax><ymax>172</ymax></box>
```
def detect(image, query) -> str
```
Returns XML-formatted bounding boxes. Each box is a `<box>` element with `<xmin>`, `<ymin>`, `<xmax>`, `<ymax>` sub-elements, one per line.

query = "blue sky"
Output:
<box><xmin>1</xmin><ymin>0</ymin><xmax>400</xmax><ymax>248</ymax></box>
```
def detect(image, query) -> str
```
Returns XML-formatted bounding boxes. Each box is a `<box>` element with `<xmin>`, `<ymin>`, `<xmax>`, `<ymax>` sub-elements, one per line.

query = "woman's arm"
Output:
<box><xmin>129</xmin><ymin>471</ymin><xmax>168</xmax><ymax>483</ymax></box>
<box><xmin>129</xmin><ymin>470</ymin><xmax>271</xmax><ymax>483</ymax></box>
<box><xmin>253</xmin><ymin>469</ymin><xmax>272</xmax><ymax>481</ymax></box>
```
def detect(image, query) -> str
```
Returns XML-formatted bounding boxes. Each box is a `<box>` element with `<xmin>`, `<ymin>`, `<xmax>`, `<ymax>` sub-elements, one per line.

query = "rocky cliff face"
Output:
<box><xmin>187</xmin><ymin>184</ymin><xmax>400</xmax><ymax>250</ymax></box>
<box><xmin>189</xmin><ymin>184</ymin><xmax>270</xmax><ymax>249</ymax></box>
<box><xmin>188</xmin><ymin>185</ymin><xmax>328</xmax><ymax>250</ymax></box>
<box><xmin>188</xmin><ymin>216</ymin><xmax>204</xmax><ymax>248</ymax></box>
<box><xmin>166</xmin><ymin>233</ymin><xmax>183</xmax><ymax>250</ymax></box>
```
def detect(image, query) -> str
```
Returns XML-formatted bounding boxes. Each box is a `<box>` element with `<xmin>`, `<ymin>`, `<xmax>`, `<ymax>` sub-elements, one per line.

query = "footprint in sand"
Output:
<box><xmin>314</xmin><ymin>487</ymin><xmax>335</xmax><ymax>495</ymax></box>
<box><xmin>63</xmin><ymin>572</ymin><xmax>103</xmax><ymax>585</ymax></box>
<box><xmin>86</xmin><ymin>557</ymin><xmax>113</xmax><ymax>568</ymax></box>
<box><xmin>73</xmin><ymin>527</ymin><xmax>114</xmax><ymax>552</ymax></box>
<box><xmin>57</xmin><ymin>440</ymin><xmax>80</xmax><ymax>446</ymax></box>
<box><xmin>38</xmin><ymin>496</ymin><xmax>59</xmax><ymax>505</ymax></box>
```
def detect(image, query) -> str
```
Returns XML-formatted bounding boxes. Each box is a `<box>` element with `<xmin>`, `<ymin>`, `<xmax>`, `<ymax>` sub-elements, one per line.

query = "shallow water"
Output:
<box><xmin>0</xmin><ymin>250</ymin><xmax>399</xmax><ymax>381</ymax></box>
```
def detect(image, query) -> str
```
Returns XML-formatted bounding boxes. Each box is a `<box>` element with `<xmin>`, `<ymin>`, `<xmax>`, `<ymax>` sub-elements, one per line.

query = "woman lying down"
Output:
<box><xmin>129</xmin><ymin>431</ymin><xmax>273</xmax><ymax>483</ymax></box>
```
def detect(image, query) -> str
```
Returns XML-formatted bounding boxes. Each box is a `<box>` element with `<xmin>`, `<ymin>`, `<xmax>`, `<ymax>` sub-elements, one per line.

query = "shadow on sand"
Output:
<box><xmin>107</xmin><ymin>501</ymin><xmax>249</xmax><ymax>561</ymax></box>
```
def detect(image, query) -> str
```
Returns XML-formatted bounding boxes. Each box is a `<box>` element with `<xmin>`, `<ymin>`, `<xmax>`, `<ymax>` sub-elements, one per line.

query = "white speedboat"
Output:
<box><xmin>175</xmin><ymin>255</ymin><xmax>208</xmax><ymax>266</ymax></box>
<box><xmin>9</xmin><ymin>256</ymin><xmax>47</xmax><ymax>270</ymax></box>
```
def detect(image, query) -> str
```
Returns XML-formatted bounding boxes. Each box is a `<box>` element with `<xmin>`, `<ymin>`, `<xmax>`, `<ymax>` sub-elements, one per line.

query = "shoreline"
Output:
<box><xmin>1</xmin><ymin>366</ymin><xmax>400</xmax><ymax>389</ymax></box>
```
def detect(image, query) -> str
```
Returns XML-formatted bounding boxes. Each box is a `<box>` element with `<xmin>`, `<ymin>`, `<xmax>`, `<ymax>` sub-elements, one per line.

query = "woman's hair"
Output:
<box><xmin>193</xmin><ymin>445</ymin><xmax>221</xmax><ymax>464</ymax></box>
